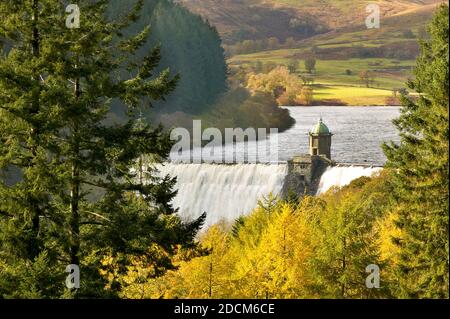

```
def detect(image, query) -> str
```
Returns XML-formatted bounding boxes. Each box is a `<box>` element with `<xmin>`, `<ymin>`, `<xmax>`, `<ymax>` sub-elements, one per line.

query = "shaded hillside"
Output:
<box><xmin>109</xmin><ymin>0</ymin><xmax>227</xmax><ymax>116</ymax></box>
<box><xmin>108</xmin><ymin>0</ymin><xmax>294</xmax><ymax>133</ymax></box>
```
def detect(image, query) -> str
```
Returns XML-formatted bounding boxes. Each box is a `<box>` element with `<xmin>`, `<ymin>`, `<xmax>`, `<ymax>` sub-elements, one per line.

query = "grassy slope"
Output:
<box><xmin>228</xmin><ymin>3</ymin><xmax>444</xmax><ymax>105</ymax></box>
<box><xmin>299</xmin><ymin>3</ymin><xmax>442</xmax><ymax>47</ymax></box>
<box><xmin>179</xmin><ymin>0</ymin><xmax>444</xmax><ymax>40</ymax></box>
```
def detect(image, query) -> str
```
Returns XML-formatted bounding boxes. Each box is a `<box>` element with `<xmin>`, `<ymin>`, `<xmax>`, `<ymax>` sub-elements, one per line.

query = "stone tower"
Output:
<box><xmin>282</xmin><ymin>118</ymin><xmax>334</xmax><ymax>197</ymax></box>
<box><xmin>309</xmin><ymin>118</ymin><xmax>332</xmax><ymax>160</ymax></box>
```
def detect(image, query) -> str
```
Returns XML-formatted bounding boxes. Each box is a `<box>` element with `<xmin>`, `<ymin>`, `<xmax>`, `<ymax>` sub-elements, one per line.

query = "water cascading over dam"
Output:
<box><xmin>157</xmin><ymin>163</ymin><xmax>288</xmax><ymax>227</ymax></box>
<box><xmin>316</xmin><ymin>165</ymin><xmax>383</xmax><ymax>194</ymax></box>
<box><xmin>157</xmin><ymin>162</ymin><xmax>382</xmax><ymax>228</ymax></box>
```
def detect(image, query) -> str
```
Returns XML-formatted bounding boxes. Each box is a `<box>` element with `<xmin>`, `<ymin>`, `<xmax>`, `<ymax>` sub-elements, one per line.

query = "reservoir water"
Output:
<box><xmin>170</xmin><ymin>106</ymin><xmax>400</xmax><ymax>166</ymax></box>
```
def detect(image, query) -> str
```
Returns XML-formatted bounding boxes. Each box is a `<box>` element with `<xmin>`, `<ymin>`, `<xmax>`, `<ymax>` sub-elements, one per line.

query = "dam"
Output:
<box><xmin>159</xmin><ymin>107</ymin><xmax>398</xmax><ymax>228</ymax></box>
<box><xmin>157</xmin><ymin>162</ymin><xmax>382</xmax><ymax>228</ymax></box>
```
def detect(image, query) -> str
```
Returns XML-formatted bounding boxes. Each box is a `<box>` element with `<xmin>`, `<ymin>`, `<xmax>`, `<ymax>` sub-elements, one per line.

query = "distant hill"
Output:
<box><xmin>175</xmin><ymin>0</ymin><xmax>328</xmax><ymax>43</ymax></box>
<box><xmin>260</xmin><ymin>0</ymin><xmax>442</xmax><ymax>29</ymax></box>
<box><xmin>176</xmin><ymin>0</ymin><xmax>445</xmax><ymax>44</ymax></box>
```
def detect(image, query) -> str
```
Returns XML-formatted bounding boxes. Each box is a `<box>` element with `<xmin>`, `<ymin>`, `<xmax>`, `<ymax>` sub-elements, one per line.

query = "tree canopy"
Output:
<box><xmin>0</xmin><ymin>0</ymin><xmax>204</xmax><ymax>298</ymax></box>
<box><xmin>382</xmin><ymin>3</ymin><xmax>449</xmax><ymax>298</ymax></box>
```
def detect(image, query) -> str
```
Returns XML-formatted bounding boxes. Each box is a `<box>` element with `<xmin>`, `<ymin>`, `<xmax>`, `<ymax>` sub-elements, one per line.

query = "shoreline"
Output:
<box><xmin>282</xmin><ymin>104</ymin><xmax>401</xmax><ymax>107</ymax></box>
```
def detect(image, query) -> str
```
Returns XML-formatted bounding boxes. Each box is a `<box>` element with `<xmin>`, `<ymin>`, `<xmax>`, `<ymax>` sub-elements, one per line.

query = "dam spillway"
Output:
<box><xmin>157</xmin><ymin>162</ymin><xmax>382</xmax><ymax>228</ymax></box>
<box><xmin>317</xmin><ymin>165</ymin><xmax>383</xmax><ymax>195</ymax></box>
<box><xmin>157</xmin><ymin>163</ymin><xmax>288</xmax><ymax>227</ymax></box>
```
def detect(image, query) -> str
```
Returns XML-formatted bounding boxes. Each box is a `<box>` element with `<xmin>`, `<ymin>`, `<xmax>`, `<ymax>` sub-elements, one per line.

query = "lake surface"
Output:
<box><xmin>170</xmin><ymin>106</ymin><xmax>401</xmax><ymax>166</ymax></box>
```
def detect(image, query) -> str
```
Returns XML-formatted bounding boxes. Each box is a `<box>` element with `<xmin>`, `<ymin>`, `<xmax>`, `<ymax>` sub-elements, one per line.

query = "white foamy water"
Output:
<box><xmin>317</xmin><ymin>166</ymin><xmax>383</xmax><ymax>194</ymax></box>
<box><xmin>157</xmin><ymin>163</ymin><xmax>288</xmax><ymax>227</ymax></box>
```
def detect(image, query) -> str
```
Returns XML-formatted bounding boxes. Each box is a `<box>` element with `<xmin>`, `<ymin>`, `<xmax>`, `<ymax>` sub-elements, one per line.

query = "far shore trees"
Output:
<box><xmin>246</xmin><ymin>66</ymin><xmax>304</xmax><ymax>106</ymax></box>
<box><xmin>299</xmin><ymin>86</ymin><xmax>314</xmax><ymax>106</ymax></box>
<box><xmin>287</xmin><ymin>59</ymin><xmax>299</xmax><ymax>74</ymax></box>
<box><xmin>359</xmin><ymin>70</ymin><xmax>375</xmax><ymax>88</ymax></box>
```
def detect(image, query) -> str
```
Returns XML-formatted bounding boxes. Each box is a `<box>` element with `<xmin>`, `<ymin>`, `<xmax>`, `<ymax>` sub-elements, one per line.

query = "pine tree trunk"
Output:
<box><xmin>29</xmin><ymin>0</ymin><xmax>41</xmax><ymax>259</ymax></box>
<box><xmin>69</xmin><ymin>77</ymin><xmax>81</xmax><ymax>266</ymax></box>
<box><xmin>70</xmin><ymin>157</ymin><xmax>80</xmax><ymax>266</ymax></box>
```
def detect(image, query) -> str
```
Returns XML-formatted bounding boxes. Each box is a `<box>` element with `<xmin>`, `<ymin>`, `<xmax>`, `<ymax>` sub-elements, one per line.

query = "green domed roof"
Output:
<box><xmin>311</xmin><ymin>118</ymin><xmax>331</xmax><ymax>135</ymax></box>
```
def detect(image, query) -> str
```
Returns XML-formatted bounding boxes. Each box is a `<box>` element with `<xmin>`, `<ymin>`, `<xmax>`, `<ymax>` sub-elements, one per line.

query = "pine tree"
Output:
<box><xmin>382</xmin><ymin>4</ymin><xmax>449</xmax><ymax>298</ymax></box>
<box><xmin>0</xmin><ymin>0</ymin><xmax>67</xmax><ymax>297</ymax></box>
<box><xmin>0</xmin><ymin>0</ymin><xmax>205</xmax><ymax>298</ymax></box>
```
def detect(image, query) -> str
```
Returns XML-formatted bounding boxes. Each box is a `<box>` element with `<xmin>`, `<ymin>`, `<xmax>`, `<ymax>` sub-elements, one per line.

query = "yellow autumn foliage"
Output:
<box><xmin>246</xmin><ymin>66</ymin><xmax>303</xmax><ymax>106</ymax></box>
<box><xmin>109</xmin><ymin>170</ymin><xmax>401</xmax><ymax>299</ymax></box>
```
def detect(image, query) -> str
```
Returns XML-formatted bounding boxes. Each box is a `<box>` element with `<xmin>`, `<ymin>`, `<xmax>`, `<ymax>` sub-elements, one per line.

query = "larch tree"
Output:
<box><xmin>307</xmin><ymin>177</ymin><xmax>390</xmax><ymax>299</ymax></box>
<box><xmin>253</xmin><ymin>203</ymin><xmax>313</xmax><ymax>298</ymax></box>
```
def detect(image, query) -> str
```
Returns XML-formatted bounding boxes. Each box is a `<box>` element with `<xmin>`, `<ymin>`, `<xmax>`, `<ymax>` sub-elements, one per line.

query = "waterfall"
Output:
<box><xmin>155</xmin><ymin>163</ymin><xmax>383</xmax><ymax>228</ymax></box>
<box><xmin>157</xmin><ymin>163</ymin><xmax>288</xmax><ymax>228</ymax></box>
<box><xmin>317</xmin><ymin>165</ymin><xmax>383</xmax><ymax>195</ymax></box>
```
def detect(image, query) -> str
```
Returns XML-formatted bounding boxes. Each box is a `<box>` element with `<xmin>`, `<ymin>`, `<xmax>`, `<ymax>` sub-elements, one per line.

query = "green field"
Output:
<box><xmin>314</xmin><ymin>85</ymin><xmax>394</xmax><ymax>105</ymax></box>
<box><xmin>229</xmin><ymin>53</ymin><xmax>415</xmax><ymax>105</ymax></box>
<box><xmin>312</xmin><ymin>59</ymin><xmax>413</xmax><ymax>90</ymax></box>
<box><xmin>224</xmin><ymin>2</ymin><xmax>439</xmax><ymax>105</ymax></box>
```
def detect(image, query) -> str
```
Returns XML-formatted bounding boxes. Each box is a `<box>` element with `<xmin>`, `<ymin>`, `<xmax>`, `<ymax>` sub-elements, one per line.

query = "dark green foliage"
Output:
<box><xmin>0</xmin><ymin>0</ymin><xmax>205</xmax><ymax>298</ymax></box>
<box><xmin>108</xmin><ymin>0</ymin><xmax>228</xmax><ymax>116</ymax></box>
<box><xmin>383</xmin><ymin>4</ymin><xmax>449</xmax><ymax>298</ymax></box>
